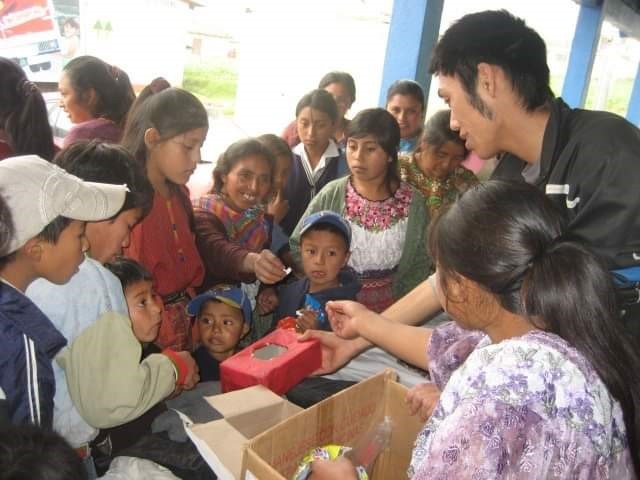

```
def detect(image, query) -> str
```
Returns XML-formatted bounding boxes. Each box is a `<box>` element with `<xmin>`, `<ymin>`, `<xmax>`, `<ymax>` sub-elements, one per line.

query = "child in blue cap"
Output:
<box><xmin>187</xmin><ymin>287</ymin><xmax>252</xmax><ymax>382</ymax></box>
<box><xmin>259</xmin><ymin>211</ymin><xmax>360</xmax><ymax>332</ymax></box>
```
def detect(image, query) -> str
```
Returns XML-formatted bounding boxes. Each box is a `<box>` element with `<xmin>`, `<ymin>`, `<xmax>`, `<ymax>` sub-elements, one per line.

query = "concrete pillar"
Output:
<box><xmin>561</xmin><ymin>2</ymin><xmax>605</xmax><ymax>108</ymax></box>
<box><xmin>378</xmin><ymin>0</ymin><xmax>444</xmax><ymax>108</ymax></box>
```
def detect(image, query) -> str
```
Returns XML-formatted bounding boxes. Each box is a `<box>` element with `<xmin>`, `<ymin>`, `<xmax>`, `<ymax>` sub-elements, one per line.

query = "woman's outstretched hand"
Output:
<box><xmin>298</xmin><ymin>329</ymin><xmax>362</xmax><ymax>375</ymax></box>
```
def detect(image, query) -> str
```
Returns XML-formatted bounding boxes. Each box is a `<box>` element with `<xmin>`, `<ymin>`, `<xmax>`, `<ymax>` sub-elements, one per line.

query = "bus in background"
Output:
<box><xmin>0</xmin><ymin>0</ymin><xmax>62</xmax><ymax>79</ymax></box>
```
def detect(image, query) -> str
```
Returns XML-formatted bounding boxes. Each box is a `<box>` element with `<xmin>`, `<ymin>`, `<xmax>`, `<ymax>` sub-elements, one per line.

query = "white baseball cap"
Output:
<box><xmin>0</xmin><ymin>155</ymin><xmax>128</xmax><ymax>254</ymax></box>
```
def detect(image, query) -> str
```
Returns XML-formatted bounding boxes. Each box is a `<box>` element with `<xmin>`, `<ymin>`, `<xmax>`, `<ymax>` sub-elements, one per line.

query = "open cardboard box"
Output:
<box><xmin>185</xmin><ymin>385</ymin><xmax>303</xmax><ymax>480</ymax></box>
<box><xmin>241</xmin><ymin>369</ymin><xmax>424</xmax><ymax>479</ymax></box>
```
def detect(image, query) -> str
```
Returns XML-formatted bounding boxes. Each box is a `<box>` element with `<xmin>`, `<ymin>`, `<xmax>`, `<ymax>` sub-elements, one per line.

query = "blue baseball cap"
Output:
<box><xmin>299</xmin><ymin>211</ymin><xmax>351</xmax><ymax>247</ymax></box>
<box><xmin>187</xmin><ymin>287</ymin><xmax>252</xmax><ymax>324</ymax></box>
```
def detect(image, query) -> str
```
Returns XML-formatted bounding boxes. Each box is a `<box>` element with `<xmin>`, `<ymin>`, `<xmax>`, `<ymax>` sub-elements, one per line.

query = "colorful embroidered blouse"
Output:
<box><xmin>193</xmin><ymin>193</ymin><xmax>272</xmax><ymax>292</ymax></box>
<box><xmin>344</xmin><ymin>180</ymin><xmax>413</xmax><ymax>312</ymax></box>
<box><xmin>409</xmin><ymin>322</ymin><xmax>635</xmax><ymax>479</ymax></box>
<box><xmin>398</xmin><ymin>155</ymin><xmax>478</xmax><ymax>216</ymax></box>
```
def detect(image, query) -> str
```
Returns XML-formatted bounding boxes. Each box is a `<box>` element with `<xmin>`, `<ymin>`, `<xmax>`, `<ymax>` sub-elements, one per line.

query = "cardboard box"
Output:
<box><xmin>185</xmin><ymin>385</ymin><xmax>303</xmax><ymax>480</ymax></box>
<box><xmin>241</xmin><ymin>370</ymin><xmax>424</xmax><ymax>479</ymax></box>
<box><xmin>220</xmin><ymin>328</ymin><xmax>322</xmax><ymax>395</ymax></box>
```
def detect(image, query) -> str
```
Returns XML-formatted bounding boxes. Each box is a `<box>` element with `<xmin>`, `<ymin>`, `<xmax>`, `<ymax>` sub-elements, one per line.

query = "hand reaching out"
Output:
<box><xmin>405</xmin><ymin>382</ymin><xmax>441</xmax><ymax>421</ymax></box>
<box><xmin>253</xmin><ymin>249</ymin><xmax>288</xmax><ymax>285</ymax></box>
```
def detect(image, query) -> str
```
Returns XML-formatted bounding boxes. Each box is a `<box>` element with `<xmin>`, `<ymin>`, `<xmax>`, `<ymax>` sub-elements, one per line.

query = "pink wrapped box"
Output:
<box><xmin>220</xmin><ymin>328</ymin><xmax>321</xmax><ymax>395</ymax></box>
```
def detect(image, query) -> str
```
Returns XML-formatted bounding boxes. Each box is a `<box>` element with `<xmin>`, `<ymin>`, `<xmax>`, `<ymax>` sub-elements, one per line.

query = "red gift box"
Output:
<box><xmin>220</xmin><ymin>328</ymin><xmax>321</xmax><ymax>395</ymax></box>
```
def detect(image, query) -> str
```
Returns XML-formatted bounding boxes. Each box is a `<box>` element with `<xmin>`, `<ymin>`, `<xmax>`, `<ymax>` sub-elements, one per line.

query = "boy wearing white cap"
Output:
<box><xmin>0</xmin><ymin>155</ymin><xmax>127</xmax><ymax>428</ymax></box>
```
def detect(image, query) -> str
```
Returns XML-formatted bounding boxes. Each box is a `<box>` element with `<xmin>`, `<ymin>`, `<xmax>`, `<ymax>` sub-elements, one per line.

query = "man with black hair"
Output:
<box><xmin>303</xmin><ymin>9</ymin><xmax>640</xmax><ymax>382</ymax></box>
<box><xmin>430</xmin><ymin>9</ymin><xmax>640</xmax><ymax>329</ymax></box>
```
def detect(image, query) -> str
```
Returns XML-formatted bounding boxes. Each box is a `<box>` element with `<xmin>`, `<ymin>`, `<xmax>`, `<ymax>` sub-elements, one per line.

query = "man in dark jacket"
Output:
<box><xmin>430</xmin><ymin>10</ymin><xmax>640</xmax><ymax>330</ymax></box>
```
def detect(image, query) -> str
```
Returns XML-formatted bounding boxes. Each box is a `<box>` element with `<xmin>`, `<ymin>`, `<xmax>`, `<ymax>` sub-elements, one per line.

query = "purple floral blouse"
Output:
<box><xmin>409</xmin><ymin>322</ymin><xmax>635</xmax><ymax>479</ymax></box>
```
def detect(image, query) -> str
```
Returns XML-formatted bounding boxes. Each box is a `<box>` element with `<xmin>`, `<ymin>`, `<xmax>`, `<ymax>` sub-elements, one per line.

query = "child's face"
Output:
<box><xmin>222</xmin><ymin>155</ymin><xmax>272</xmax><ymax>211</ymax></box>
<box><xmin>323</xmin><ymin>82</ymin><xmax>353</xmax><ymax>120</ymax></box>
<box><xmin>300</xmin><ymin>229</ymin><xmax>349</xmax><ymax>292</ymax></box>
<box><xmin>386</xmin><ymin>94</ymin><xmax>423</xmax><ymax>140</ymax></box>
<box><xmin>147</xmin><ymin>127</ymin><xmax>208</xmax><ymax>186</ymax></box>
<box><xmin>85</xmin><ymin>208</ymin><xmax>143</xmax><ymax>264</ymax></box>
<box><xmin>415</xmin><ymin>141</ymin><xmax>466</xmax><ymax>180</ymax></box>
<box><xmin>272</xmin><ymin>154</ymin><xmax>292</xmax><ymax>193</ymax></box>
<box><xmin>296</xmin><ymin>107</ymin><xmax>335</xmax><ymax>153</ymax></box>
<box><xmin>346</xmin><ymin>135</ymin><xmax>391</xmax><ymax>184</ymax></box>
<box><xmin>58</xmin><ymin>72</ymin><xmax>93</xmax><ymax>124</ymax></box>
<box><xmin>36</xmin><ymin>220</ymin><xmax>88</xmax><ymax>284</ymax></box>
<box><xmin>125</xmin><ymin>279</ymin><xmax>162</xmax><ymax>343</ymax></box>
<box><xmin>197</xmin><ymin>300</ymin><xmax>249</xmax><ymax>360</ymax></box>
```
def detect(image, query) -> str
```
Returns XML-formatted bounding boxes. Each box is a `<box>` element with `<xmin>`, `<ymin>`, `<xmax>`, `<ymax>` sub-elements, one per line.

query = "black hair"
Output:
<box><xmin>0</xmin><ymin>425</ymin><xmax>87</xmax><ymax>480</ymax></box>
<box><xmin>301</xmin><ymin>222</ymin><xmax>349</xmax><ymax>251</ymax></box>
<box><xmin>421</xmin><ymin>110</ymin><xmax>467</xmax><ymax>156</ymax></box>
<box><xmin>429</xmin><ymin>10</ymin><xmax>554</xmax><ymax>112</ymax></box>
<box><xmin>346</xmin><ymin>108</ymin><xmax>401</xmax><ymax>190</ymax></box>
<box><xmin>104</xmin><ymin>256</ymin><xmax>153</xmax><ymax>292</ymax></box>
<box><xmin>62</xmin><ymin>17</ymin><xmax>80</xmax><ymax>31</ymax></box>
<box><xmin>212</xmin><ymin>138</ymin><xmax>276</xmax><ymax>195</ymax></box>
<box><xmin>122</xmin><ymin>87</ymin><xmax>208</xmax><ymax>170</ymax></box>
<box><xmin>54</xmin><ymin>140</ymin><xmax>154</xmax><ymax>218</ymax></box>
<box><xmin>63</xmin><ymin>56</ymin><xmax>135</xmax><ymax>126</ymax></box>
<box><xmin>257</xmin><ymin>133</ymin><xmax>292</xmax><ymax>160</ymax></box>
<box><xmin>0</xmin><ymin>195</ymin><xmax>12</xmax><ymax>258</ymax></box>
<box><xmin>429</xmin><ymin>180</ymin><xmax>640</xmax><ymax>475</ymax></box>
<box><xmin>126</xmin><ymin>77</ymin><xmax>171</xmax><ymax>122</ymax></box>
<box><xmin>385</xmin><ymin>79</ymin><xmax>425</xmax><ymax>111</ymax></box>
<box><xmin>295</xmin><ymin>89</ymin><xmax>338</xmax><ymax>123</ymax></box>
<box><xmin>0</xmin><ymin>57</ymin><xmax>56</xmax><ymax>160</ymax></box>
<box><xmin>318</xmin><ymin>71</ymin><xmax>356</xmax><ymax>104</ymax></box>
<box><xmin>37</xmin><ymin>216</ymin><xmax>74</xmax><ymax>244</ymax></box>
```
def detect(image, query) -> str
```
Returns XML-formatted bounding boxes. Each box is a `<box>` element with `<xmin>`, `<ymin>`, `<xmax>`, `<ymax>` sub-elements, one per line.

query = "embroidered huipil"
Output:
<box><xmin>409</xmin><ymin>322</ymin><xmax>635</xmax><ymax>479</ymax></box>
<box><xmin>344</xmin><ymin>180</ymin><xmax>412</xmax><ymax>313</ymax></box>
<box><xmin>398</xmin><ymin>155</ymin><xmax>478</xmax><ymax>217</ymax></box>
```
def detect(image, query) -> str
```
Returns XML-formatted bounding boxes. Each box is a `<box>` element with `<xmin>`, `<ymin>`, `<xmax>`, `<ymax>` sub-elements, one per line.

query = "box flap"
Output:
<box><xmin>189</xmin><ymin>385</ymin><xmax>302</xmax><ymax>479</ymax></box>
<box><xmin>205</xmin><ymin>384</ymin><xmax>285</xmax><ymax>417</ymax></box>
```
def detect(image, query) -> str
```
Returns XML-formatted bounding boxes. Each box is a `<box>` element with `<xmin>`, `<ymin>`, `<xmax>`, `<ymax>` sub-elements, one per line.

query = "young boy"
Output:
<box><xmin>0</xmin><ymin>154</ymin><xmax>127</xmax><ymax>428</ymax></box>
<box><xmin>270</xmin><ymin>211</ymin><xmax>360</xmax><ymax>331</ymax></box>
<box><xmin>188</xmin><ymin>287</ymin><xmax>252</xmax><ymax>381</ymax></box>
<box><xmin>25</xmin><ymin>142</ymin><xmax>198</xmax><ymax>473</ymax></box>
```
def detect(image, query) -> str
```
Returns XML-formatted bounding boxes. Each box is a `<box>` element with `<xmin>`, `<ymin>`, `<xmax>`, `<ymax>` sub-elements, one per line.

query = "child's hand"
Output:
<box><xmin>257</xmin><ymin>287</ymin><xmax>278</xmax><ymax>314</ymax></box>
<box><xmin>176</xmin><ymin>351</ymin><xmax>200</xmax><ymax>390</ymax></box>
<box><xmin>254</xmin><ymin>249</ymin><xmax>288</xmax><ymax>285</ymax></box>
<box><xmin>405</xmin><ymin>382</ymin><xmax>441</xmax><ymax>421</ymax></box>
<box><xmin>268</xmin><ymin>190</ymin><xmax>289</xmax><ymax>224</ymax></box>
<box><xmin>296</xmin><ymin>309</ymin><xmax>320</xmax><ymax>332</ymax></box>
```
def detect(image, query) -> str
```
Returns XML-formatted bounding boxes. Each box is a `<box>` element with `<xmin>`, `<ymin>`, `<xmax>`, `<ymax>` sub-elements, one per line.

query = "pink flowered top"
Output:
<box><xmin>344</xmin><ymin>179</ymin><xmax>412</xmax><ymax>232</ymax></box>
<box><xmin>343</xmin><ymin>180</ymin><xmax>413</xmax><ymax>312</ymax></box>
<box><xmin>409</xmin><ymin>322</ymin><xmax>635</xmax><ymax>479</ymax></box>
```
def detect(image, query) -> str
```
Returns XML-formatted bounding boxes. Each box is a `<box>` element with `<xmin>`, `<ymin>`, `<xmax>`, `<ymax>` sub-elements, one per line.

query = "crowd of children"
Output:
<box><xmin>3</xmin><ymin>7</ymin><xmax>640</xmax><ymax>477</ymax></box>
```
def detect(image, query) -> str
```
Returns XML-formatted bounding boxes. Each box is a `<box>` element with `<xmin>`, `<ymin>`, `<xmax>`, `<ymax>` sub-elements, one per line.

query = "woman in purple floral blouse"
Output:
<box><xmin>312</xmin><ymin>180</ymin><xmax>640</xmax><ymax>479</ymax></box>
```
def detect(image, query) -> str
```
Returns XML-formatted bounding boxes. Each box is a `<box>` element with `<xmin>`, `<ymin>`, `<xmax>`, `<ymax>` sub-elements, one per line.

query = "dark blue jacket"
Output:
<box><xmin>0</xmin><ymin>282</ymin><xmax>66</xmax><ymax>427</ymax></box>
<box><xmin>280</xmin><ymin>146</ymin><xmax>348</xmax><ymax>236</ymax></box>
<box><xmin>275</xmin><ymin>269</ymin><xmax>361</xmax><ymax>330</ymax></box>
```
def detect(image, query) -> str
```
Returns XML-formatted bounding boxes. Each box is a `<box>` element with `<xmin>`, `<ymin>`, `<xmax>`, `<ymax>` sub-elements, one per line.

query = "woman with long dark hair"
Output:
<box><xmin>316</xmin><ymin>180</ymin><xmax>640</xmax><ymax>478</ymax></box>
